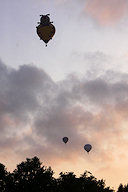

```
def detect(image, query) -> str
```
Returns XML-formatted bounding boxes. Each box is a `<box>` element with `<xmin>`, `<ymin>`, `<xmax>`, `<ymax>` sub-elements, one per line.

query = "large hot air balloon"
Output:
<box><xmin>84</xmin><ymin>144</ymin><xmax>92</xmax><ymax>153</ymax></box>
<box><xmin>36</xmin><ymin>14</ymin><xmax>56</xmax><ymax>46</ymax></box>
<box><xmin>62</xmin><ymin>137</ymin><xmax>68</xmax><ymax>144</ymax></box>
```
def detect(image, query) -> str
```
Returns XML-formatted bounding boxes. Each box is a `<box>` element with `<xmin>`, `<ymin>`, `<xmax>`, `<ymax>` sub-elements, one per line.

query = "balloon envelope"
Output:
<box><xmin>84</xmin><ymin>144</ymin><xmax>92</xmax><ymax>153</ymax></box>
<box><xmin>36</xmin><ymin>24</ymin><xmax>55</xmax><ymax>45</ymax></box>
<box><xmin>63</xmin><ymin>137</ymin><xmax>68</xmax><ymax>144</ymax></box>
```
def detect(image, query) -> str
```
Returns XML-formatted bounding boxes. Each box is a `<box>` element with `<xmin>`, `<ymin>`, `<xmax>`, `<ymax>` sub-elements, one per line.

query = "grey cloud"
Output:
<box><xmin>0</xmin><ymin>59</ymin><xmax>56</xmax><ymax>143</ymax></box>
<box><xmin>0</xmin><ymin>61</ymin><xmax>55</xmax><ymax>120</ymax></box>
<box><xmin>75</xmin><ymin>78</ymin><xmax>128</xmax><ymax>105</ymax></box>
<box><xmin>1</xmin><ymin>59</ymin><xmax>128</xmax><ymax>171</ymax></box>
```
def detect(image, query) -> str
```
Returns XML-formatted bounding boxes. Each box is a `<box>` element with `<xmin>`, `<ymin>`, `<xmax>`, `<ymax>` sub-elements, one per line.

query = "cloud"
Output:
<box><xmin>1</xmin><ymin>59</ymin><xmax>128</xmax><ymax>188</ymax></box>
<box><xmin>0</xmin><ymin>59</ymin><xmax>56</xmax><ymax>162</ymax></box>
<box><xmin>84</xmin><ymin>0</ymin><xmax>128</xmax><ymax>26</ymax></box>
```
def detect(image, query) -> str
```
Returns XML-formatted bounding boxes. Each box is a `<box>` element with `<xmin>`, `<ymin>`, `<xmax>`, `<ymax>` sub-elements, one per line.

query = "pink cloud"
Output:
<box><xmin>84</xmin><ymin>0</ymin><xmax>128</xmax><ymax>26</ymax></box>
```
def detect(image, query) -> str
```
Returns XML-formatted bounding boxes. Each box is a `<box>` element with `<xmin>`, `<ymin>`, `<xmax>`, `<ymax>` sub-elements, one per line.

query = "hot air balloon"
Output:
<box><xmin>84</xmin><ymin>144</ymin><xmax>92</xmax><ymax>153</ymax></box>
<box><xmin>62</xmin><ymin>137</ymin><xmax>68</xmax><ymax>144</ymax></box>
<box><xmin>36</xmin><ymin>14</ymin><xmax>56</xmax><ymax>46</ymax></box>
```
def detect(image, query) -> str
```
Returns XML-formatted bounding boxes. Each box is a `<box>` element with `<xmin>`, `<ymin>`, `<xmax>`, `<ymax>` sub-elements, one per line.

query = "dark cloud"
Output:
<box><xmin>74</xmin><ymin>78</ymin><xmax>128</xmax><ymax>105</ymax></box>
<box><xmin>0</xmin><ymin>59</ymin><xmax>56</xmax><ymax>155</ymax></box>
<box><xmin>0</xmin><ymin>60</ymin><xmax>55</xmax><ymax>119</ymax></box>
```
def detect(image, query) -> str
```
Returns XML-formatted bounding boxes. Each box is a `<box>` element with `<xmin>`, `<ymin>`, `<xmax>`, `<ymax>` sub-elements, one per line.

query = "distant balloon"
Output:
<box><xmin>36</xmin><ymin>14</ymin><xmax>56</xmax><ymax>46</ymax></box>
<box><xmin>62</xmin><ymin>137</ymin><xmax>68</xmax><ymax>144</ymax></box>
<box><xmin>84</xmin><ymin>144</ymin><xmax>92</xmax><ymax>153</ymax></box>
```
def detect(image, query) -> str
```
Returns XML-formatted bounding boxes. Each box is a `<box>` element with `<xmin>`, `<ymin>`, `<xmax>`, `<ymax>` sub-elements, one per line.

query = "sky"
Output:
<box><xmin>1</xmin><ymin>0</ymin><xmax>128</xmax><ymax>190</ymax></box>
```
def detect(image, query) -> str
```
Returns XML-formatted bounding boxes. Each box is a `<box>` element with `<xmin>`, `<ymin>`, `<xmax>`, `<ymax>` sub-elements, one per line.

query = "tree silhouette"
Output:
<box><xmin>0</xmin><ymin>156</ymin><xmax>122</xmax><ymax>192</ymax></box>
<box><xmin>0</xmin><ymin>163</ymin><xmax>7</xmax><ymax>192</ymax></box>
<box><xmin>78</xmin><ymin>171</ymin><xmax>114</xmax><ymax>192</ymax></box>
<box><xmin>117</xmin><ymin>184</ymin><xmax>124</xmax><ymax>192</ymax></box>
<box><xmin>13</xmin><ymin>156</ymin><xmax>55</xmax><ymax>192</ymax></box>
<box><xmin>124</xmin><ymin>184</ymin><xmax>128</xmax><ymax>192</ymax></box>
<box><xmin>55</xmin><ymin>170</ymin><xmax>114</xmax><ymax>192</ymax></box>
<box><xmin>0</xmin><ymin>163</ymin><xmax>14</xmax><ymax>192</ymax></box>
<box><xmin>56</xmin><ymin>172</ymin><xmax>82</xmax><ymax>192</ymax></box>
<box><xmin>117</xmin><ymin>183</ymin><xmax>128</xmax><ymax>192</ymax></box>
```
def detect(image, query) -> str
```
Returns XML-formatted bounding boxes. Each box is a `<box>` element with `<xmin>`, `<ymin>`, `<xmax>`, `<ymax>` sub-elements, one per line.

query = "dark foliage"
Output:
<box><xmin>117</xmin><ymin>184</ymin><xmax>128</xmax><ymax>192</ymax></box>
<box><xmin>0</xmin><ymin>156</ymin><xmax>126</xmax><ymax>192</ymax></box>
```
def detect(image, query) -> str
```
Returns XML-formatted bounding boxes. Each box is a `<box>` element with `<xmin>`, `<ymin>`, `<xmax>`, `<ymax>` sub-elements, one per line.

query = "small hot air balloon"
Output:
<box><xmin>84</xmin><ymin>144</ymin><xmax>92</xmax><ymax>153</ymax></box>
<box><xmin>36</xmin><ymin>14</ymin><xmax>56</xmax><ymax>46</ymax></box>
<box><xmin>62</xmin><ymin>137</ymin><xmax>68</xmax><ymax>144</ymax></box>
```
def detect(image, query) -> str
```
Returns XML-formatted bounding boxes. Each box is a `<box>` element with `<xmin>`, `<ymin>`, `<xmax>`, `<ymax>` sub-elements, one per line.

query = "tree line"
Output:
<box><xmin>0</xmin><ymin>156</ymin><xmax>127</xmax><ymax>192</ymax></box>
